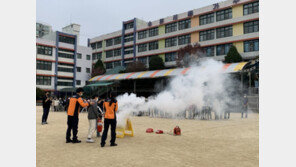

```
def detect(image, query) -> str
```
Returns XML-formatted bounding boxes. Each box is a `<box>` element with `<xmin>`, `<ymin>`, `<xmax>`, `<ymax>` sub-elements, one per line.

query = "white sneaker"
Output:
<box><xmin>86</xmin><ymin>138</ymin><xmax>94</xmax><ymax>143</ymax></box>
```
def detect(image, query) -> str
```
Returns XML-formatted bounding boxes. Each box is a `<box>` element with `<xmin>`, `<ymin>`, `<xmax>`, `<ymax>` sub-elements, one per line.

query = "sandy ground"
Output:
<box><xmin>36</xmin><ymin>106</ymin><xmax>258</xmax><ymax>167</ymax></box>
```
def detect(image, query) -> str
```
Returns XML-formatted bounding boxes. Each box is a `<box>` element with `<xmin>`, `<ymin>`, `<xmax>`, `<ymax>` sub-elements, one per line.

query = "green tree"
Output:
<box><xmin>149</xmin><ymin>56</ymin><xmax>165</xmax><ymax>70</ymax></box>
<box><xmin>36</xmin><ymin>87</ymin><xmax>45</xmax><ymax>100</ymax></box>
<box><xmin>224</xmin><ymin>45</ymin><xmax>243</xmax><ymax>63</ymax></box>
<box><xmin>91</xmin><ymin>59</ymin><xmax>106</xmax><ymax>77</ymax></box>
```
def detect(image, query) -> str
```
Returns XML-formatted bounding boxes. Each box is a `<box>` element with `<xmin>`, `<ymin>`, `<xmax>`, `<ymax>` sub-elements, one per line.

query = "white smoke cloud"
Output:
<box><xmin>116</xmin><ymin>59</ymin><xmax>241</xmax><ymax>127</ymax></box>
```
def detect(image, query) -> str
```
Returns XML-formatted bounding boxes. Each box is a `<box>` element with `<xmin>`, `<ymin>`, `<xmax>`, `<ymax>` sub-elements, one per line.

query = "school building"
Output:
<box><xmin>89</xmin><ymin>0</ymin><xmax>259</xmax><ymax>71</ymax></box>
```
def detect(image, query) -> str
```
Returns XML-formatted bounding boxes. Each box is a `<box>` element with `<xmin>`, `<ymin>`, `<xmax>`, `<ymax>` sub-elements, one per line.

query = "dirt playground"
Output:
<box><xmin>36</xmin><ymin>106</ymin><xmax>258</xmax><ymax>167</ymax></box>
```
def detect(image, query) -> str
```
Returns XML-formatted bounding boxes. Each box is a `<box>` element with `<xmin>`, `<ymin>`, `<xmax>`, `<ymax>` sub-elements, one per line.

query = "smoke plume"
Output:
<box><xmin>116</xmin><ymin>59</ymin><xmax>241</xmax><ymax>127</ymax></box>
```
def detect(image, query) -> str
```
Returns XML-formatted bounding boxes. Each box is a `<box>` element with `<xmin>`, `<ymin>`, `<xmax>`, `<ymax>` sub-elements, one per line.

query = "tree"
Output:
<box><xmin>224</xmin><ymin>45</ymin><xmax>243</xmax><ymax>63</ymax></box>
<box><xmin>176</xmin><ymin>43</ymin><xmax>204</xmax><ymax>67</ymax></box>
<box><xmin>91</xmin><ymin>59</ymin><xmax>106</xmax><ymax>77</ymax></box>
<box><xmin>36</xmin><ymin>87</ymin><xmax>45</xmax><ymax>100</ymax></box>
<box><xmin>126</xmin><ymin>61</ymin><xmax>147</xmax><ymax>72</ymax></box>
<box><xmin>149</xmin><ymin>55</ymin><xmax>165</xmax><ymax>70</ymax></box>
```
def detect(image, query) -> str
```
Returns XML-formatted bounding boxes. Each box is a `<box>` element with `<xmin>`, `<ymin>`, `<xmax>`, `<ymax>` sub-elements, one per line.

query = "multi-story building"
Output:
<box><xmin>36</xmin><ymin>23</ymin><xmax>92</xmax><ymax>93</ymax></box>
<box><xmin>36</xmin><ymin>22</ymin><xmax>53</xmax><ymax>38</ymax></box>
<box><xmin>89</xmin><ymin>0</ymin><xmax>259</xmax><ymax>70</ymax></box>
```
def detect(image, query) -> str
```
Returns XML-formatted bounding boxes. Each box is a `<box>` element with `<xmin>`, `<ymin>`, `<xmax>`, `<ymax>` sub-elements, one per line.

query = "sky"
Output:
<box><xmin>37</xmin><ymin>0</ymin><xmax>222</xmax><ymax>46</ymax></box>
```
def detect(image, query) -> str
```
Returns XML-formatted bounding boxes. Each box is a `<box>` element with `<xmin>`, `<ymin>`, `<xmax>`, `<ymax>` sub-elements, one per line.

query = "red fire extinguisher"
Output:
<box><xmin>174</xmin><ymin>126</ymin><xmax>181</xmax><ymax>135</ymax></box>
<box><xmin>97</xmin><ymin>119</ymin><xmax>103</xmax><ymax>137</ymax></box>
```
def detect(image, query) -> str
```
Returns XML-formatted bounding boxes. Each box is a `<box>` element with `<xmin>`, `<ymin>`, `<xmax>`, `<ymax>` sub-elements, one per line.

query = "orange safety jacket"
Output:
<box><xmin>103</xmin><ymin>100</ymin><xmax>118</xmax><ymax>119</ymax></box>
<box><xmin>67</xmin><ymin>94</ymin><xmax>89</xmax><ymax>117</ymax></box>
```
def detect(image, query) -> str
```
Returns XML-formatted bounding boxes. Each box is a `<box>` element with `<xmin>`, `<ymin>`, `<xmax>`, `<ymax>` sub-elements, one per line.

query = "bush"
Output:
<box><xmin>91</xmin><ymin>59</ymin><xmax>106</xmax><ymax>77</ymax></box>
<box><xmin>224</xmin><ymin>45</ymin><xmax>243</xmax><ymax>63</ymax></box>
<box><xmin>149</xmin><ymin>56</ymin><xmax>165</xmax><ymax>70</ymax></box>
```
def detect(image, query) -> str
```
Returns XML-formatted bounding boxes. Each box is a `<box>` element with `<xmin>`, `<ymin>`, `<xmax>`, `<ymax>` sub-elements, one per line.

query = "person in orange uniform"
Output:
<box><xmin>101</xmin><ymin>92</ymin><xmax>118</xmax><ymax>147</ymax></box>
<box><xmin>66</xmin><ymin>88</ymin><xmax>92</xmax><ymax>143</ymax></box>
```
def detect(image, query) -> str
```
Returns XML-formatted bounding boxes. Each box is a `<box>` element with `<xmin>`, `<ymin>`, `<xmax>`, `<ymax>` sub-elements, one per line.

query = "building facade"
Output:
<box><xmin>89</xmin><ymin>0</ymin><xmax>259</xmax><ymax>70</ymax></box>
<box><xmin>36</xmin><ymin>23</ymin><xmax>92</xmax><ymax>93</ymax></box>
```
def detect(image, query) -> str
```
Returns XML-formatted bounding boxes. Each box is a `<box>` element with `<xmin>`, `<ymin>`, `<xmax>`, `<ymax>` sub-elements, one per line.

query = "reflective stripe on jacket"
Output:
<box><xmin>67</xmin><ymin>95</ymin><xmax>89</xmax><ymax>116</ymax></box>
<box><xmin>103</xmin><ymin>100</ymin><xmax>118</xmax><ymax>119</ymax></box>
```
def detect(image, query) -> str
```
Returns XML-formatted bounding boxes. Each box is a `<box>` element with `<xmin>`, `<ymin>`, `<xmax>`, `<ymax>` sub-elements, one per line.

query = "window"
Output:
<box><xmin>96</xmin><ymin>41</ymin><xmax>102</xmax><ymax>48</ymax></box>
<box><xmin>86</xmin><ymin>55</ymin><xmax>91</xmax><ymax>60</ymax></box>
<box><xmin>76</xmin><ymin>80</ymin><xmax>81</xmax><ymax>85</ymax></box>
<box><xmin>58</xmin><ymin>52</ymin><xmax>74</xmax><ymax>59</ymax></box>
<box><xmin>165</xmin><ymin>52</ymin><xmax>177</xmax><ymax>62</ymax></box>
<box><xmin>244</xmin><ymin>20</ymin><xmax>259</xmax><ymax>34</ymax></box>
<box><xmin>178</xmin><ymin>19</ymin><xmax>191</xmax><ymax>30</ymax></box>
<box><xmin>244</xmin><ymin>39</ymin><xmax>259</xmax><ymax>52</ymax></box>
<box><xmin>149</xmin><ymin>27</ymin><xmax>158</xmax><ymax>37</ymax></box>
<box><xmin>106</xmin><ymin>50</ymin><xmax>114</xmax><ymax>58</ymax></box>
<box><xmin>199</xmin><ymin>29</ymin><xmax>215</xmax><ymax>41</ymax></box>
<box><xmin>199</xmin><ymin>13</ymin><xmax>214</xmax><ymax>25</ymax></box>
<box><xmin>36</xmin><ymin>61</ymin><xmax>52</xmax><ymax>71</ymax></box>
<box><xmin>216</xmin><ymin>43</ymin><xmax>232</xmax><ymax>55</ymax></box>
<box><xmin>165</xmin><ymin>22</ymin><xmax>177</xmax><ymax>33</ymax></box>
<box><xmin>91</xmin><ymin>43</ymin><xmax>96</xmax><ymax>50</ymax></box>
<box><xmin>86</xmin><ymin>68</ymin><xmax>90</xmax><ymax>73</ymax></box>
<box><xmin>149</xmin><ymin>41</ymin><xmax>158</xmax><ymax>50</ymax></box>
<box><xmin>114</xmin><ymin>61</ymin><xmax>121</xmax><ymax>67</ymax></box>
<box><xmin>125</xmin><ymin>22</ymin><xmax>134</xmax><ymax>29</ymax></box>
<box><xmin>138</xmin><ymin>57</ymin><xmax>147</xmax><ymax>64</ymax></box>
<box><xmin>124</xmin><ymin>46</ymin><xmax>134</xmax><ymax>54</ymax></box>
<box><xmin>59</xmin><ymin>35</ymin><xmax>75</xmax><ymax>44</ymax></box>
<box><xmin>203</xmin><ymin>46</ymin><xmax>215</xmax><ymax>57</ymax></box>
<box><xmin>37</xmin><ymin>45</ymin><xmax>52</xmax><ymax>56</ymax></box>
<box><xmin>92</xmin><ymin>52</ymin><xmax>102</xmax><ymax>60</ymax></box>
<box><xmin>138</xmin><ymin>43</ymin><xmax>147</xmax><ymax>52</ymax></box>
<box><xmin>57</xmin><ymin>81</ymin><xmax>73</xmax><ymax>86</ymax></box>
<box><xmin>77</xmin><ymin>53</ymin><xmax>82</xmax><ymax>59</ymax></box>
<box><xmin>216</xmin><ymin>26</ymin><xmax>233</xmax><ymax>38</ymax></box>
<box><xmin>106</xmin><ymin>39</ymin><xmax>113</xmax><ymax>47</ymax></box>
<box><xmin>76</xmin><ymin>67</ymin><xmax>81</xmax><ymax>72</ymax></box>
<box><xmin>36</xmin><ymin>76</ymin><xmax>51</xmax><ymax>85</ymax></box>
<box><xmin>114</xmin><ymin>49</ymin><xmax>121</xmax><ymax>57</ymax></box>
<box><xmin>165</xmin><ymin>37</ymin><xmax>177</xmax><ymax>47</ymax></box>
<box><xmin>244</xmin><ymin>1</ymin><xmax>259</xmax><ymax>15</ymax></box>
<box><xmin>138</xmin><ymin>30</ymin><xmax>147</xmax><ymax>40</ymax></box>
<box><xmin>58</xmin><ymin>67</ymin><xmax>73</xmax><ymax>73</ymax></box>
<box><xmin>114</xmin><ymin>37</ymin><xmax>121</xmax><ymax>45</ymax></box>
<box><xmin>124</xmin><ymin>34</ymin><xmax>134</xmax><ymax>42</ymax></box>
<box><xmin>178</xmin><ymin>34</ymin><xmax>191</xmax><ymax>45</ymax></box>
<box><xmin>216</xmin><ymin>8</ymin><xmax>232</xmax><ymax>22</ymax></box>
<box><xmin>106</xmin><ymin>62</ymin><xmax>113</xmax><ymax>69</ymax></box>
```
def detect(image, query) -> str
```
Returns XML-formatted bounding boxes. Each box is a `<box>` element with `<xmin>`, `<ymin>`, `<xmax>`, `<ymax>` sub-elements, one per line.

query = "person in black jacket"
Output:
<box><xmin>42</xmin><ymin>92</ymin><xmax>52</xmax><ymax>125</ymax></box>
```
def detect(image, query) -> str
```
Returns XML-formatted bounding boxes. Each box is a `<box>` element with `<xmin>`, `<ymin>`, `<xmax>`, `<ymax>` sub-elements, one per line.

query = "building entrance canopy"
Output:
<box><xmin>89</xmin><ymin>62</ymin><xmax>248</xmax><ymax>82</ymax></box>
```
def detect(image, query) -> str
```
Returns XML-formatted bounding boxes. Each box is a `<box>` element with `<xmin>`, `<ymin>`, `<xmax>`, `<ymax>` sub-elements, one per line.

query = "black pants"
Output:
<box><xmin>66</xmin><ymin>116</ymin><xmax>79</xmax><ymax>141</ymax></box>
<box><xmin>101</xmin><ymin>118</ymin><xmax>117</xmax><ymax>145</ymax></box>
<box><xmin>42</xmin><ymin>107</ymin><xmax>50</xmax><ymax>123</ymax></box>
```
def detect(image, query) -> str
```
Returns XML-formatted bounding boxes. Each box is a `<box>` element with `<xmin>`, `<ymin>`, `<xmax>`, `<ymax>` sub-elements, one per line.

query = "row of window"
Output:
<box><xmin>57</xmin><ymin>81</ymin><xmax>73</xmax><ymax>86</ymax></box>
<box><xmin>203</xmin><ymin>39</ymin><xmax>259</xmax><ymax>57</ymax></box>
<box><xmin>59</xmin><ymin>35</ymin><xmax>75</xmax><ymax>45</ymax></box>
<box><xmin>106</xmin><ymin>48</ymin><xmax>122</xmax><ymax>58</ymax></box>
<box><xmin>199</xmin><ymin>20</ymin><xmax>258</xmax><ymax>42</ymax></box>
<box><xmin>92</xmin><ymin>52</ymin><xmax>102</xmax><ymax>60</ymax></box>
<box><xmin>106</xmin><ymin>61</ymin><xmax>121</xmax><ymax>69</ymax></box>
<box><xmin>57</xmin><ymin>67</ymin><xmax>73</xmax><ymax>73</ymax></box>
<box><xmin>106</xmin><ymin>36</ymin><xmax>122</xmax><ymax>47</ymax></box>
<box><xmin>37</xmin><ymin>45</ymin><xmax>52</xmax><ymax>56</ymax></box>
<box><xmin>138</xmin><ymin>19</ymin><xmax>191</xmax><ymax>40</ymax></box>
<box><xmin>36</xmin><ymin>61</ymin><xmax>52</xmax><ymax>71</ymax></box>
<box><xmin>76</xmin><ymin>67</ymin><xmax>91</xmax><ymax>73</ymax></box>
<box><xmin>200</xmin><ymin>1</ymin><xmax>258</xmax><ymax>26</ymax></box>
<box><xmin>36</xmin><ymin>76</ymin><xmax>51</xmax><ymax>85</ymax></box>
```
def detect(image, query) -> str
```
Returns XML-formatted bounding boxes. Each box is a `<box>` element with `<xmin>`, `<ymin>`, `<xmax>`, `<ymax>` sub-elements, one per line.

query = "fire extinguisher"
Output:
<box><xmin>174</xmin><ymin>126</ymin><xmax>181</xmax><ymax>136</ymax></box>
<box><xmin>97</xmin><ymin>118</ymin><xmax>103</xmax><ymax>137</ymax></box>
